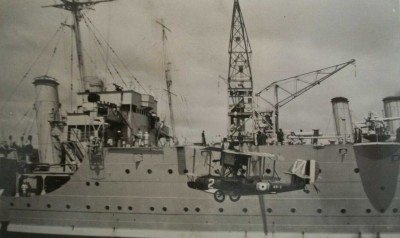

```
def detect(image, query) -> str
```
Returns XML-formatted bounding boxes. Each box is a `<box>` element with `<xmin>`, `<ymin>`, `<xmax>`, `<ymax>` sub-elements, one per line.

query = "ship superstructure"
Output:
<box><xmin>1</xmin><ymin>0</ymin><xmax>400</xmax><ymax>237</ymax></box>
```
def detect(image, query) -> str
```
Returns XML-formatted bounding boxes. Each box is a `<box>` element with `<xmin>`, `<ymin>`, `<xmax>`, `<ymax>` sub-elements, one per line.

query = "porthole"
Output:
<box><xmin>117</xmin><ymin>206</ymin><xmax>122</xmax><ymax>210</ymax></box>
<box><xmin>47</xmin><ymin>204</ymin><xmax>51</xmax><ymax>209</ymax></box>
<box><xmin>128</xmin><ymin>206</ymin><xmax>133</xmax><ymax>211</ymax></box>
<box><xmin>105</xmin><ymin>205</ymin><xmax>110</xmax><ymax>210</ymax></box>
<box><xmin>393</xmin><ymin>208</ymin><xmax>398</xmax><ymax>213</ymax></box>
<box><xmin>168</xmin><ymin>169</ymin><xmax>173</xmax><ymax>174</ymax></box>
<box><xmin>265</xmin><ymin>169</ymin><xmax>271</xmax><ymax>174</ymax></box>
<box><xmin>218</xmin><ymin>208</ymin><xmax>224</xmax><ymax>213</ymax></box>
<box><xmin>26</xmin><ymin>203</ymin><xmax>31</xmax><ymax>208</ymax></box>
<box><xmin>380</xmin><ymin>209</ymin><xmax>385</xmax><ymax>213</ymax></box>
<box><xmin>195</xmin><ymin>207</ymin><xmax>200</xmax><ymax>212</ymax></box>
<box><xmin>242</xmin><ymin>208</ymin><xmax>248</xmax><ymax>213</ymax></box>
<box><xmin>66</xmin><ymin>204</ymin><xmax>71</xmax><ymax>209</ymax></box>
<box><xmin>366</xmin><ymin>209</ymin><xmax>371</xmax><ymax>214</ymax></box>
<box><xmin>340</xmin><ymin>209</ymin><xmax>346</xmax><ymax>214</ymax></box>
<box><xmin>86</xmin><ymin>205</ymin><xmax>91</xmax><ymax>210</ymax></box>
<box><xmin>380</xmin><ymin>186</ymin><xmax>385</xmax><ymax>191</ymax></box>
<box><xmin>183</xmin><ymin>169</ymin><xmax>189</xmax><ymax>174</ymax></box>
<box><xmin>147</xmin><ymin>169</ymin><xmax>152</xmax><ymax>174</ymax></box>
<box><xmin>163</xmin><ymin>207</ymin><xmax>167</xmax><ymax>212</ymax></box>
<box><xmin>290</xmin><ymin>208</ymin><xmax>296</xmax><ymax>213</ymax></box>
<box><xmin>9</xmin><ymin>203</ymin><xmax>14</xmax><ymax>207</ymax></box>
<box><xmin>150</xmin><ymin>207</ymin><xmax>155</xmax><ymax>211</ymax></box>
<box><xmin>317</xmin><ymin>208</ymin><xmax>322</xmax><ymax>214</ymax></box>
<box><xmin>267</xmin><ymin>208</ymin><xmax>272</xmax><ymax>213</ymax></box>
<box><xmin>95</xmin><ymin>182</ymin><xmax>99</xmax><ymax>186</ymax></box>
<box><xmin>354</xmin><ymin>168</ymin><xmax>360</xmax><ymax>173</ymax></box>
<box><xmin>86</xmin><ymin>182</ymin><xmax>90</xmax><ymax>186</ymax></box>
<box><xmin>125</xmin><ymin>169</ymin><xmax>130</xmax><ymax>174</ymax></box>
<box><xmin>184</xmin><ymin>207</ymin><xmax>189</xmax><ymax>212</ymax></box>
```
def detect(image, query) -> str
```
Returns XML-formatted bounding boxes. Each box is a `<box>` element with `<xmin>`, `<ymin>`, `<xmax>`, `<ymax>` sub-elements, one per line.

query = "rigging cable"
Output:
<box><xmin>105</xmin><ymin>3</ymin><xmax>112</xmax><ymax>78</ymax></box>
<box><xmin>21</xmin><ymin>108</ymin><xmax>35</xmax><ymax>136</ymax></box>
<box><xmin>0</xmin><ymin>22</ymin><xmax>67</xmax><ymax>116</ymax></box>
<box><xmin>10</xmin><ymin>108</ymin><xmax>34</xmax><ymax>136</ymax></box>
<box><xmin>45</xmin><ymin>21</ymin><xmax>68</xmax><ymax>75</ymax></box>
<box><xmin>324</xmin><ymin>114</ymin><xmax>333</xmax><ymax>137</ymax></box>
<box><xmin>82</xmin><ymin>14</ymin><xmax>123</xmax><ymax>86</ymax></box>
<box><xmin>84</xmin><ymin>15</ymin><xmax>149</xmax><ymax>94</ymax></box>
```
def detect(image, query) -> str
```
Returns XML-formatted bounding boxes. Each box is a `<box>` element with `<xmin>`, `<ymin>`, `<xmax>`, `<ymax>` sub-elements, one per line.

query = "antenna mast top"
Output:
<box><xmin>156</xmin><ymin>19</ymin><xmax>176</xmax><ymax>143</ymax></box>
<box><xmin>44</xmin><ymin>0</ymin><xmax>115</xmax><ymax>92</ymax></box>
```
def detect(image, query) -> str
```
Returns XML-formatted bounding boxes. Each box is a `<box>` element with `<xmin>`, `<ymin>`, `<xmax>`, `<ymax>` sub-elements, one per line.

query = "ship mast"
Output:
<box><xmin>157</xmin><ymin>19</ymin><xmax>176</xmax><ymax>143</ymax></box>
<box><xmin>227</xmin><ymin>0</ymin><xmax>254</xmax><ymax>144</ymax></box>
<box><xmin>44</xmin><ymin>0</ymin><xmax>114</xmax><ymax>92</ymax></box>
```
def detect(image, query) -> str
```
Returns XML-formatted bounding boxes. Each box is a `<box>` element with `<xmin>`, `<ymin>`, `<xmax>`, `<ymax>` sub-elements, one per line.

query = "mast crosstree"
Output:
<box><xmin>227</xmin><ymin>0</ymin><xmax>254</xmax><ymax>144</ymax></box>
<box><xmin>43</xmin><ymin>0</ymin><xmax>115</xmax><ymax>92</ymax></box>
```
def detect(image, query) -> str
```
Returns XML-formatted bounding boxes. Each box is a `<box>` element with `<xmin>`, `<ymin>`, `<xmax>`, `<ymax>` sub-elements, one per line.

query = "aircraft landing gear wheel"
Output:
<box><xmin>229</xmin><ymin>191</ymin><xmax>241</xmax><ymax>202</ymax></box>
<box><xmin>214</xmin><ymin>190</ymin><xmax>225</xmax><ymax>203</ymax></box>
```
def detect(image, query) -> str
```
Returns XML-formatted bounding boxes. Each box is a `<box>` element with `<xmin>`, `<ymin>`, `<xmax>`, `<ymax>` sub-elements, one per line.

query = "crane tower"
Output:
<box><xmin>227</xmin><ymin>0</ymin><xmax>254</xmax><ymax>144</ymax></box>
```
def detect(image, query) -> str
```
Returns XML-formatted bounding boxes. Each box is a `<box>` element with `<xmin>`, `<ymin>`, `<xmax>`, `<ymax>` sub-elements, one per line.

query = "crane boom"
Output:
<box><xmin>255</xmin><ymin>59</ymin><xmax>356</xmax><ymax>134</ymax></box>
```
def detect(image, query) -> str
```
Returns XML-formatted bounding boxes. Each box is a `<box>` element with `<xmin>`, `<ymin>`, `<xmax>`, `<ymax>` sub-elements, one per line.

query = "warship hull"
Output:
<box><xmin>1</xmin><ymin>143</ymin><xmax>400</xmax><ymax>237</ymax></box>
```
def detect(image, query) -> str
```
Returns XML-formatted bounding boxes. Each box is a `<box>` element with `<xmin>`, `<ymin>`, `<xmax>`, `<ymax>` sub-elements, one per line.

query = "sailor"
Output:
<box><xmin>144</xmin><ymin>131</ymin><xmax>149</xmax><ymax>147</ymax></box>
<box><xmin>107</xmin><ymin>138</ymin><xmax>114</xmax><ymax>147</ymax></box>
<box><xmin>24</xmin><ymin>135</ymin><xmax>34</xmax><ymax>163</ymax></box>
<box><xmin>21</xmin><ymin>182</ymin><xmax>30</xmax><ymax>197</ymax></box>
<box><xmin>265</xmin><ymin>112</ymin><xmax>273</xmax><ymax>129</ymax></box>
<box><xmin>116</xmin><ymin>130</ymin><xmax>122</xmax><ymax>147</ymax></box>
<box><xmin>130</xmin><ymin>133</ymin><xmax>136</xmax><ymax>147</ymax></box>
<box><xmin>299</xmin><ymin>129</ymin><xmax>304</xmax><ymax>144</ymax></box>
<box><xmin>396</xmin><ymin>127</ymin><xmax>400</xmax><ymax>142</ymax></box>
<box><xmin>237</xmin><ymin>131</ymin><xmax>244</xmax><ymax>151</ymax></box>
<box><xmin>0</xmin><ymin>140</ymin><xmax>8</xmax><ymax>158</ymax></box>
<box><xmin>201</xmin><ymin>130</ymin><xmax>206</xmax><ymax>146</ymax></box>
<box><xmin>256</xmin><ymin>131</ymin><xmax>262</xmax><ymax>145</ymax></box>
<box><xmin>277</xmin><ymin>129</ymin><xmax>284</xmax><ymax>145</ymax></box>
<box><xmin>137</xmin><ymin>129</ymin><xmax>143</xmax><ymax>147</ymax></box>
<box><xmin>221</xmin><ymin>138</ymin><xmax>229</xmax><ymax>150</ymax></box>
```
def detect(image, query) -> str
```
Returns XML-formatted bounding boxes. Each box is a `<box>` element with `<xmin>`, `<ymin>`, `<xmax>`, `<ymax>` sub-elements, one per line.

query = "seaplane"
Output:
<box><xmin>187</xmin><ymin>146</ymin><xmax>321</xmax><ymax>203</ymax></box>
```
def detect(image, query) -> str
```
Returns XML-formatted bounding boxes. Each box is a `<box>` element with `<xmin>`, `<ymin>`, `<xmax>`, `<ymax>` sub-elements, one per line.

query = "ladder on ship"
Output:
<box><xmin>62</xmin><ymin>142</ymin><xmax>84</xmax><ymax>172</ymax></box>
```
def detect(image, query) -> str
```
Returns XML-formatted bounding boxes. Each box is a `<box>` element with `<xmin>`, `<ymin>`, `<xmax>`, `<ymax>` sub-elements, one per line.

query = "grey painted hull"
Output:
<box><xmin>1</xmin><ymin>144</ymin><xmax>400</xmax><ymax>237</ymax></box>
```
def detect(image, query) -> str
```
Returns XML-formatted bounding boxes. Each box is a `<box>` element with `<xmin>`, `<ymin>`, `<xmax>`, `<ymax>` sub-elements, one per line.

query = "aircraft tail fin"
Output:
<box><xmin>287</xmin><ymin>159</ymin><xmax>320</xmax><ymax>184</ymax></box>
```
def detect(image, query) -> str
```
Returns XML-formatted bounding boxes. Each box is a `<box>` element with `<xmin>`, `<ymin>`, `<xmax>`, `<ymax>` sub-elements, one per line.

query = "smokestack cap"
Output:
<box><xmin>33</xmin><ymin>75</ymin><xmax>59</xmax><ymax>86</ymax></box>
<box><xmin>383</xmin><ymin>96</ymin><xmax>400</xmax><ymax>102</ymax></box>
<box><xmin>331</xmin><ymin>97</ymin><xmax>349</xmax><ymax>103</ymax></box>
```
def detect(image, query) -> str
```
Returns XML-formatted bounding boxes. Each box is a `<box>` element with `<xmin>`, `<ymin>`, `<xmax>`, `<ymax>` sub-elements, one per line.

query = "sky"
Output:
<box><xmin>0</xmin><ymin>0</ymin><xmax>399</xmax><ymax>143</ymax></box>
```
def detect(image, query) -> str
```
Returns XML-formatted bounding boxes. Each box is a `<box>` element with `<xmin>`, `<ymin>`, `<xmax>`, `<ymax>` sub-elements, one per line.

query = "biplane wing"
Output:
<box><xmin>222</xmin><ymin>150</ymin><xmax>284</xmax><ymax>161</ymax></box>
<box><xmin>185</xmin><ymin>145</ymin><xmax>222</xmax><ymax>152</ymax></box>
<box><xmin>202</xmin><ymin>146</ymin><xmax>223</xmax><ymax>152</ymax></box>
<box><xmin>186</xmin><ymin>145</ymin><xmax>223</xmax><ymax>152</ymax></box>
